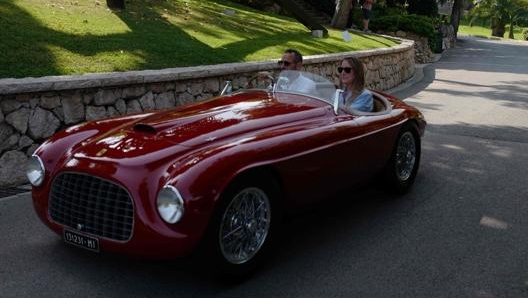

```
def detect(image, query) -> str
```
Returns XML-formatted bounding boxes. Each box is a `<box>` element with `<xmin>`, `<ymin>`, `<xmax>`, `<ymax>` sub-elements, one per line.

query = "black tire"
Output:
<box><xmin>384</xmin><ymin>122</ymin><xmax>421</xmax><ymax>194</ymax></box>
<box><xmin>204</xmin><ymin>172</ymin><xmax>281</xmax><ymax>279</ymax></box>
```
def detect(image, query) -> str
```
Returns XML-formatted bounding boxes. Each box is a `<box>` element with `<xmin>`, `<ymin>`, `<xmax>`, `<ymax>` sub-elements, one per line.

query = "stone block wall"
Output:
<box><xmin>380</xmin><ymin>27</ymin><xmax>457</xmax><ymax>63</ymax></box>
<box><xmin>0</xmin><ymin>38</ymin><xmax>415</xmax><ymax>187</ymax></box>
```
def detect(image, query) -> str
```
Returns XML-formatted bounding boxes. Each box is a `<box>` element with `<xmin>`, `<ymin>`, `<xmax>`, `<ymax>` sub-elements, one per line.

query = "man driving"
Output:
<box><xmin>276</xmin><ymin>49</ymin><xmax>317</xmax><ymax>94</ymax></box>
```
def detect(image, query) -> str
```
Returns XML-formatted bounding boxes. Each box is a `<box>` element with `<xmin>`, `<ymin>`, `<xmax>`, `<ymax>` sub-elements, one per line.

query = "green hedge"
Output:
<box><xmin>370</xmin><ymin>14</ymin><xmax>436</xmax><ymax>38</ymax></box>
<box><xmin>370</xmin><ymin>14</ymin><xmax>443</xmax><ymax>52</ymax></box>
<box><xmin>524</xmin><ymin>29</ymin><xmax>528</xmax><ymax>41</ymax></box>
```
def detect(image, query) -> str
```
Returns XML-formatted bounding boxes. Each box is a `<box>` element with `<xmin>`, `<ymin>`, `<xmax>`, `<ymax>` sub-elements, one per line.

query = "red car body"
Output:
<box><xmin>30</xmin><ymin>71</ymin><xmax>426</xmax><ymax>274</ymax></box>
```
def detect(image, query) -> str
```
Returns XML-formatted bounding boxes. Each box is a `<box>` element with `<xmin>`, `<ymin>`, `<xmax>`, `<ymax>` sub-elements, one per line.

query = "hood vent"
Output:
<box><xmin>133</xmin><ymin>123</ymin><xmax>157</xmax><ymax>134</ymax></box>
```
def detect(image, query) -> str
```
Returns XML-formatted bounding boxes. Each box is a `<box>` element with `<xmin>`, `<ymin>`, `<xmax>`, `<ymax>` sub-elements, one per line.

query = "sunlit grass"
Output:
<box><xmin>17</xmin><ymin>0</ymin><xmax>131</xmax><ymax>35</ymax></box>
<box><xmin>458</xmin><ymin>17</ymin><xmax>527</xmax><ymax>40</ymax></box>
<box><xmin>0</xmin><ymin>0</ymin><xmax>397</xmax><ymax>78</ymax></box>
<box><xmin>44</xmin><ymin>44</ymin><xmax>147</xmax><ymax>74</ymax></box>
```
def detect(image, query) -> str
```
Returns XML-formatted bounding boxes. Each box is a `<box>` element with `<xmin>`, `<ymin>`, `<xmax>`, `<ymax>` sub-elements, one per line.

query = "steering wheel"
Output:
<box><xmin>246</xmin><ymin>72</ymin><xmax>275</xmax><ymax>89</ymax></box>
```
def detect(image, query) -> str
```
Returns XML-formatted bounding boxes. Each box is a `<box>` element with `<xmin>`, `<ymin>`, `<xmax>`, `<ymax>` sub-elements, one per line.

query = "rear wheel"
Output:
<box><xmin>384</xmin><ymin>123</ymin><xmax>421</xmax><ymax>194</ymax></box>
<box><xmin>205</xmin><ymin>172</ymin><xmax>281</xmax><ymax>278</ymax></box>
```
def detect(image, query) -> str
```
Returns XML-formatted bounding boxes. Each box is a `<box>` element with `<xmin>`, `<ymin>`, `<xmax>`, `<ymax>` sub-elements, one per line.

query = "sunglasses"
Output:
<box><xmin>337</xmin><ymin>67</ymin><xmax>353</xmax><ymax>74</ymax></box>
<box><xmin>278</xmin><ymin>60</ymin><xmax>293</xmax><ymax>67</ymax></box>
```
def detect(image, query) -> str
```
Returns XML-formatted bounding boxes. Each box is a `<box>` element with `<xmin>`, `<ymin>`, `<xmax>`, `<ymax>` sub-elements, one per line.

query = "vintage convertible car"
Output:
<box><xmin>27</xmin><ymin>70</ymin><xmax>426</xmax><ymax>276</ymax></box>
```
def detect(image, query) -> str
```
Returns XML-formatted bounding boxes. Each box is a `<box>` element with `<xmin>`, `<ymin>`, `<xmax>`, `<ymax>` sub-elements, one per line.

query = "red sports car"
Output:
<box><xmin>27</xmin><ymin>70</ymin><xmax>426</xmax><ymax>276</ymax></box>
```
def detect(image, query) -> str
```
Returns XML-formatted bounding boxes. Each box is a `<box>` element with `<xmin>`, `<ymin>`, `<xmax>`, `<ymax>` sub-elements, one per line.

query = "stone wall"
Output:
<box><xmin>380</xmin><ymin>26</ymin><xmax>457</xmax><ymax>63</ymax></box>
<box><xmin>0</xmin><ymin>38</ymin><xmax>415</xmax><ymax>187</ymax></box>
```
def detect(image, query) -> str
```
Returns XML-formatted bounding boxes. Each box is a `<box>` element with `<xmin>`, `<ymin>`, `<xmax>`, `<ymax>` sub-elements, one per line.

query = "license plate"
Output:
<box><xmin>63</xmin><ymin>229</ymin><xmax>100</xmax><ymax>252</ymax></box>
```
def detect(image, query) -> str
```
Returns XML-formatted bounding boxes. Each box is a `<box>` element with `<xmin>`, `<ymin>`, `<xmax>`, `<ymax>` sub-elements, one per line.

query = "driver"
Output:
<box><xmin>276</xmin><ymin>49</ymin><xmax>317</xmax><ymax>94</ymax></box>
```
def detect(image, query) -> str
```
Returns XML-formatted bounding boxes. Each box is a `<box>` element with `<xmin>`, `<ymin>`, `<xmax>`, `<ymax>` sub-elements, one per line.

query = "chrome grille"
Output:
<box><xmin>49</xmin><ymin>173</ymin><xmax>134</xmax><ymax>241</ymax></box>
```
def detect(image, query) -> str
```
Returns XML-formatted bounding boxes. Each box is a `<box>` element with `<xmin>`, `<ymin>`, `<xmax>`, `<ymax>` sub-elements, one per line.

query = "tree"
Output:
<box><xmin>407</xmin><ymin>0</ymin><xmax>439</xmax><ymax>16</ymax></box>
<box><xmin>385</xmin><ymin>0</ymin><xmax>407</xmax><ymax>8</ymax></box>
<box><xmin>505</xmin><ymin>0</ymin><xmax>528</xmax><ymax>38</ymax></box>
<box><xmin>107</xmin><ymin>0</ymin><xmax>125</xmax><ymax>10</ymax></box>
<box><xmin>331</xmin><ymin>0</ymin><xmax>354</xmax><ymax>29</ymax></box>
<box><xmin>450</xmin><ymin>0</ymin><xmax>465</xmax><ymax>38</ymax></box>
<box><xmin>471</xmin><ymin>0</ymin><xmax>528</xmax><ymax>38</ymax></box>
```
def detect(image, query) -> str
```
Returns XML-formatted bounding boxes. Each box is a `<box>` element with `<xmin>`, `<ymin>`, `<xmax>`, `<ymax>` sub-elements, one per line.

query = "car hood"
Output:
<box><xmin>70</xmin><ymin>91</ymin><xmax>328</xmax><ymax>163</ymax></box>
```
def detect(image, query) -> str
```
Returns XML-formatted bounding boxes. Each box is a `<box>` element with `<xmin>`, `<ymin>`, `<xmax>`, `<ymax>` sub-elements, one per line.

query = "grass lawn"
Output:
<box><xmin>0</xmin><ymin>0</ymin><xmax>397</xmax><ymax>79</ymax></box>
<box><xmin>458</xmin><ymin>17</ymin><xmax>527</xmax><ymax>40</ymax></box>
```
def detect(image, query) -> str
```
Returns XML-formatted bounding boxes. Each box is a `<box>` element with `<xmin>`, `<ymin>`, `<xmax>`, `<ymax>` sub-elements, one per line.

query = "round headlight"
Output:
<box><xmin>157</xmin><ymin>185</ymin><xmax>185</xmax><ymax>224</ymax></box>
<box><xmin>26</xmin><ymin>155</ymin><xmax>45</xmax><ymax>187</ymax></box>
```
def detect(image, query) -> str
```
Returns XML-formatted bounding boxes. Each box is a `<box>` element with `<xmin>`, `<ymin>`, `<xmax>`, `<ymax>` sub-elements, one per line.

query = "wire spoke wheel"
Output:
<box><xmin>395</xmin><ymin>131</ymin><xmax>416</xmax><ymax>182</ymax></box>
<box><xmin>219</xmin><ymin>187</ymin><xmax>271</xmax><ymax>265</ymax></box>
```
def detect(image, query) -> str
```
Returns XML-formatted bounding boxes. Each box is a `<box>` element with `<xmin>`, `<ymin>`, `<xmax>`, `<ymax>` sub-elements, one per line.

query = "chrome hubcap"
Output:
<box><xmin>219</xmin><ymin>187</ymin><xmax>271</xmax><ymax>264</ymax></box>
<box><xmin>395</xmin><ymin>131</ymin><xmax>416</xmax><ymax>181</ymax></box>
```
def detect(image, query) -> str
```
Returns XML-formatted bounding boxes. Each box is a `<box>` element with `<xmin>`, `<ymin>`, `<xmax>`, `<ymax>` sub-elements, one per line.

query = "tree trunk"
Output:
<box><xmin>107</xmin><ymin>0</ymin><xmax>125</xmax><ymax>10</ymax></box>
<box><xmin>491</xmin><ymin>17</ymin><xmax>506</xmax><ymax>37</ymax></box>
<box><xmin>492</xmin><ymin>26</ymin><xmax>506</xmax><ymax>37</ymax></box>
<box><xmin>450</xmin><ymin>0</ymin><xmax>463</xmax><ymax>39</ymax></box>
<box><xmin>508</xmin><ymin>21</ymin><xmax>515</xmax><ymax>39</ymax></box>
<box><xmin>331</xmin><ymin>0</ymin><xmax>353</xmax><ymax>29</ymax></box>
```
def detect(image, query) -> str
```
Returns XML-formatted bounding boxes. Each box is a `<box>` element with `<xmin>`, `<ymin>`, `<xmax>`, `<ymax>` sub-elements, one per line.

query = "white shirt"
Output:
<box><xmin>283</xmin><ymin>73</ymin><xmax>317</xmax><ymax>94</ymax></box>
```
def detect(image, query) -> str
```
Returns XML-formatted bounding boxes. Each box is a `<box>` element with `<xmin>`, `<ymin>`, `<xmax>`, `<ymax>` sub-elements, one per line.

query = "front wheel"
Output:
<box><xmin>384</xmin><ymin>123</ymin><xmax>421</xmax><ymax>194</ymax></box>
<box><xmin>205</xmin><ymin>173</ymin><xmax>281</xmax><ymax>278</ymax></box>
<box><xmin>220</xmin><ymin>186</ymin><xmax>271</xmax><ymax>265</ymax></box>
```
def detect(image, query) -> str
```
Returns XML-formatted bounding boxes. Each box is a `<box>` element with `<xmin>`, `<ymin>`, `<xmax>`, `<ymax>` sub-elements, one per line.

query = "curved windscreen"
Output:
<box><xmin>274</xmin><ymin>70</ymin><xmax>337</xmax><ymax>104</ymax></box>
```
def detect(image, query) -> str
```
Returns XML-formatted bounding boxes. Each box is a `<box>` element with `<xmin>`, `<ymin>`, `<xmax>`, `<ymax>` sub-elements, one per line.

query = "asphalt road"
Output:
<box><xmin>1</xmin><ymin>35</ymin><xmax>528</xmax><ymax>298</ymax></box>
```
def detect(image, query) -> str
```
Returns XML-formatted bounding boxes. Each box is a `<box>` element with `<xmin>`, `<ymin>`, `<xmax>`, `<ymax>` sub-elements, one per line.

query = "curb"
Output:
<box><xmin>386</xmin><ymin>64</ymin><xmax>426</xmax><ymax>94</ymax></box>
<box><xmin>0</xmin><ymin>185</ymin><xmax>31</xmax><ymax>200</ymax></box>
<box><xmin>386</xmin><ymin>53</ymin><xmax>442</xmax><ymax>95</ymax></box>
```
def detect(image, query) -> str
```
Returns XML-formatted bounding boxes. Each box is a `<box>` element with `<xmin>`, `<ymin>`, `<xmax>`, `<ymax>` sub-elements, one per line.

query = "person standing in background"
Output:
<box><xmin>362</xmin><ymin>0</ymin><xmax>374</xmax><ymax>33</ymax></box>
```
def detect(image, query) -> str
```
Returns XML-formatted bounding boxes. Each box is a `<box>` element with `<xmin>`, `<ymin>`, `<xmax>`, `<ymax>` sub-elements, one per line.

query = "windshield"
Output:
<box><xmin>273</xmin><ymin>70</ymin><xmax>337</xmax><ymax>104</ymax></box>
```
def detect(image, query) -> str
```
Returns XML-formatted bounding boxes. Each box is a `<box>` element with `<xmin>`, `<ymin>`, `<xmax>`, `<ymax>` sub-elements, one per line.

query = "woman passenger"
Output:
<box><xmin>338</xmin><ymin>56</ymin><xmax>373</xmax><ymax>112</ymax></box>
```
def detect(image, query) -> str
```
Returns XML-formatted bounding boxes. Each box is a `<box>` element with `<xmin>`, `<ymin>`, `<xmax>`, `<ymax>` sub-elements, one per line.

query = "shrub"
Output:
<box><xmin>228</xmin><ymin>0</ymin><xmax>276</xmax><ymax>10</ymax></box>
<box><xmin>304</xmin><ymin>0</ymin><xmax>334</xmax><ymax>16</ymax></box>
<box><xmin>407</xmin><ymin>0</ymin><xmax>438</xmax><ymax>17</ymax></box>
<box><xmin>523</xmin><ymin>29</ymin><xmax>528</xmax><ymax>41</ymax></box>
<box><xmin>370</xmin><ymin>14</ymin><xmax>436</xmax><ymax>38</ymax></box>
<box><xmin>371</xmin><ymin>14</ymin><xmax>443</xmax><ymax>53</ymax></box>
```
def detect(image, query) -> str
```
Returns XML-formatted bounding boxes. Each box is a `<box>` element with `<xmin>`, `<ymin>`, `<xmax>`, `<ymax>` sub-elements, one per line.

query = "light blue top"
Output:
<box><xmin>341</xmin><ymin>89</ymin><xmax>373</xmax><ymax>112</ymax></box>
